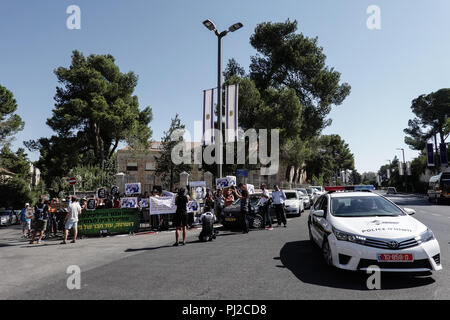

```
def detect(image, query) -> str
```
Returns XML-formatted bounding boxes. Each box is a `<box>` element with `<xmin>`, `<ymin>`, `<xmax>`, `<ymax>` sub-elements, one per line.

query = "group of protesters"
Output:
<box><xmin>170</xmin><ymin>182</ymin><xmax>288</xmax><ymax>246</ymax></box>
<box><xmin>19</xmin><ymin>183</ymin><xmax>288</xmax><ymax>246</ymax></box>
<box><xmin>19</xmin><ymin>196</ymin><xmax>82</xmax><ymax>245</ymax></box>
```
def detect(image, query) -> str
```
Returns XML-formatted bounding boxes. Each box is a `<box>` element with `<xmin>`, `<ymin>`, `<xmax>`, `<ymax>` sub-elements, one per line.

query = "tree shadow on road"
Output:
<box><xmin>278</xmin><ymin>240</ymin><xmax>436</xmax><ymax>291</ymax></box>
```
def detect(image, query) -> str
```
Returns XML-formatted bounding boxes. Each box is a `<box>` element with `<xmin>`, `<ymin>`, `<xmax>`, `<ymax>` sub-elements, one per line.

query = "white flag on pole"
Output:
<box><xmin>225</xmin><ymin>84</ymin><xmax>239</xmax><ymax>143</ymax></box>
<box><xmin>202</xmin><ymin>89</ymin><xmax>215</xmax><ymax>146</ymax></box>
<box><xmin>398</xmin><ymin>162</ymin><xmax>404</xmax><ymax>176</ymax></box>
<box><xmin>406</xmin><ymin>161</ymin><xmax>411</xmax><ymax>176</ymax></box>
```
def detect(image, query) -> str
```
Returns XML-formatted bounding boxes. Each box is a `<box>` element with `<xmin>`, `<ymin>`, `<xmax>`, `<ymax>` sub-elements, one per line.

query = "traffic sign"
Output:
<box><xmin>68</xmin><ymin>177</ymin><xmax>77</xmax><ymax>185</ymax></box>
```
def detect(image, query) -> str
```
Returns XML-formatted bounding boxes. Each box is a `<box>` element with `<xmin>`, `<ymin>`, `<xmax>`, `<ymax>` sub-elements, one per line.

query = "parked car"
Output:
<box><xmin>297</xmin><ymin>188</ymin><xmax>311</xmax><ymax>209</ymax></box>
<box><xmin>0</xmin><ymin>210</ymin><xmax>19</xmax><ymax>226</ymax></box>
<box><xmin>311</xmin><ymin>186</ymin><xmax>325</xmax><ymax>197</ymax></box>
<box><xmin>306</xmin><ymin>187</ymin><xmax>320</xmax><ymax>206</ymax></box>
<box><xmin>222</xmin><ymin>193</ymin><xmax>284</xmax><ymax>229</ymax></box>
<box><xmin>283</xmin><ymin>190</ymin><xmax>304</xmax><ymax>216</ymax></box>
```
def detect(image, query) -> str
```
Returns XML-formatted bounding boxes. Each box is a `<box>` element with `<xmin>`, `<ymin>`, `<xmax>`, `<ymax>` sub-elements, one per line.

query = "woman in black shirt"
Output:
<box><xmin>174</xmin><ymin>188</ymin><xmax>189</xmax><ymax>246</ymax></box>
<box><xmin>240</xmin><ymin>189</ymin><xmax>250</xmax><ymax>234</ymax></box>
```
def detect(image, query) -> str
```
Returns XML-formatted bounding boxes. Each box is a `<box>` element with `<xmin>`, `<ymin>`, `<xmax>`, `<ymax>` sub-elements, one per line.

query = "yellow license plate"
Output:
<box><xmin>225</xmin><ymin>217</ymin><xmax>236</xmax><ymax>222</ymax></box>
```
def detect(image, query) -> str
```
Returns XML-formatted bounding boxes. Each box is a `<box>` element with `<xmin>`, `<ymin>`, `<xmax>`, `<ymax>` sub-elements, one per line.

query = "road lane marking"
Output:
<box><xmin>431</xmin><ymin>214</ymin><xmax>441</xmax><ymax>217</ymax></box>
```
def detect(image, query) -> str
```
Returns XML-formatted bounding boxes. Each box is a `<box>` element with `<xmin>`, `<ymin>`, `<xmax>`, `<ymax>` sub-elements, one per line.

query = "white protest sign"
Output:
<box><xmin>216</xmin><ymin>176</ymin><xmax>237</xmax><ymax>189</ymax></box>
<box><xmin>149</xmin><ymin>196</ymin><xmax>176</xmax><ymax>215</ymax></box>
<box><xmin>125</xmin><ymin>183</ymin><xmax>141</xmax><ymax>195</ymax></box>
<box><xmin>121</xmin><ymin>197</ymin><xmax>138</xmax><ymax>208</ymax></box>
<box><xmin>246</xmin><ymin>184</ymin><xmax>255</xmax><ymax>194</ymax></box>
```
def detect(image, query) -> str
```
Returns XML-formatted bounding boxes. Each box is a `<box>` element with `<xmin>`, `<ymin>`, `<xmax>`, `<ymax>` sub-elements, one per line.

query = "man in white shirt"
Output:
<box><xmin>260</xmin><ymin>184</ymin><xmax>272</xmax><ymax>230</ymax></box>
<box><xmin>62</xmin><ymin>196</ymin><xmax>82</xmax><ymax>244</ymax></box>
<box><xmin>272</xmin><ymin>185</ymin><xmax>287</xmax><ymax>227</ymax></box>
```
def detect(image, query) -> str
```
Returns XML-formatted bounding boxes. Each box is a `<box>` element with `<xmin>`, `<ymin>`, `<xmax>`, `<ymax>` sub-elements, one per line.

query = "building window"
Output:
<box><xmin>145</xmin><ymin>162</ymin><xmax>155</xmax><ymax>171</ymax></box>
<box><xmin>127</xmin><ymin>162</ymin><xmax>138</xmax><ymax>171</ymax></box>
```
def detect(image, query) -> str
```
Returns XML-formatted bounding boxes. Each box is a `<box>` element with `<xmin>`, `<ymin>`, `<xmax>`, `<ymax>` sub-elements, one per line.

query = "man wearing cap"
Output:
<box><xmin>61</xmin><ymin>196</ymin><xmax>82</xmax><ymax>244</ymax></box>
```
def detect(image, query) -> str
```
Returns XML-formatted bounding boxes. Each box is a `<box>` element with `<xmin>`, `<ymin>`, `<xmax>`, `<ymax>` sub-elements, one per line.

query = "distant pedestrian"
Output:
<box><xmin>272</xmin><ymin>185</ymin><xmax>287</xmax><ymax>227</ymax></box>
<box><xmin>260</xmin><ymin>184</ymin><xmax>272</xmax><ymax>230</ymax></box>
<box><xmin>173</xmin><ymin>188</ymin><xmax>189</xmax><ymax>246</ymax></box>
<box><xmin>20</xmin><ymin>203</ymin><xmax>31</xmax><ymax>238</ymax></box>
<box><xmin>240</xmin><ymin>189</ymin><xmax>250</xmax><ymax>234</ymax></box>
<box><xmin>30</xmin><ymin>198</ymin><xmax>49</xmax><ymax>244</ymax></box>
<box><xmin>61</xmin><ymin>196</ymin><xmax>82</xmax><ymax>244</ymax></box>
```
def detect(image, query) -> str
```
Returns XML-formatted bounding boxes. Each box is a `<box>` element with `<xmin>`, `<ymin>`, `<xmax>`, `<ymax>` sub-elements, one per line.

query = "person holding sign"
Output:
<box><xmin>173</xmin><ymin>188</ymin><xmax>189</xmax><ymax>246</ymax></box>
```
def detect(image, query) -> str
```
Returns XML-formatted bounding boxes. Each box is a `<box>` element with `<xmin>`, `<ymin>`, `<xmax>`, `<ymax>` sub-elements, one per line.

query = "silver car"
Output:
<box><xmin>297</xmin><ymin>188</ymin><xmax>311</xmax><ymax>209</ymax></box>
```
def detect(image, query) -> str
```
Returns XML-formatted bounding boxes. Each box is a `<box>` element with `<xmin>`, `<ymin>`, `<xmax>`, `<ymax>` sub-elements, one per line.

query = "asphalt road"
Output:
<box><xmin>1</xmin><ymin>192</ymin><xmax>449</xmax><ymax>300</ymax></box>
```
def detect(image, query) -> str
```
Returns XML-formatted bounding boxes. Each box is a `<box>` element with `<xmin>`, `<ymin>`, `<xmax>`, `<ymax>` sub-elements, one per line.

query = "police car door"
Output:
<box><xmin>310</xmin><ymin>196</ymin><xmax>325</xmax><ymax>245</ymax></box>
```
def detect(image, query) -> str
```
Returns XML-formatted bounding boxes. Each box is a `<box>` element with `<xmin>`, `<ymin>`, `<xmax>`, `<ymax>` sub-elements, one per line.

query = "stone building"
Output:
<box><xmin>116</xmin><ymin>141</ymin><xmax>308</xmax><ymax>192</ymax></box>
<box><xmin>116</xmin><ymin>142</ymin><xmax>203</xmax><ymax>193</ymax></box>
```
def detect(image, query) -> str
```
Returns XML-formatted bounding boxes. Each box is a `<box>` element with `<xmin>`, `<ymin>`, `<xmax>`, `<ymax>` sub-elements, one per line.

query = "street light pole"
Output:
<box><xmin>203</xmin><ymin>19</ymin><xmax>243</xmax><ymax>179</ymax></box>
<box><xmin>217</xmin><ymin>33</ymin><xmax>223</xmax><ymax>178</ymax></box>
<box><xmin>397</xmin><ymin>148</ymin><xmax>406</xmax><ymax>192</ymax></box>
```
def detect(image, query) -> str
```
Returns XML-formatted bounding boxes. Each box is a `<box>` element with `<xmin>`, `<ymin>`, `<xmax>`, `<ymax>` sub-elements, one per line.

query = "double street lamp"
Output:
<box><xmin>202</xmin><ymin>19</ymin><xmax>243</xmax><ymax>178</ymax></box>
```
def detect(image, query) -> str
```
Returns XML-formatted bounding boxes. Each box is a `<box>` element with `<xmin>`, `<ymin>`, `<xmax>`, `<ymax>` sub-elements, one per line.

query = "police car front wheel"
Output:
<box><xmin>322</xmin><ymin>239</ymin><xmax>333</xmax><ymax>267</ymax></box>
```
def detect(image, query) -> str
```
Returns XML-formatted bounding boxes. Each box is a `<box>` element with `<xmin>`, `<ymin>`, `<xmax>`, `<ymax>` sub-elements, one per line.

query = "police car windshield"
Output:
<box><xmin>330</xmin><ymin>196</ymin><xmax>405</xmax><ymax>217</ymax></box>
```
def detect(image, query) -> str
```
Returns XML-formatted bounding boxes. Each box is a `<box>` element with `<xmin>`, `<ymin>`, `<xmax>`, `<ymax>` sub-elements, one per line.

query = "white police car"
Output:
<box><xmin>308</xmin><ymin>189</ymin><xmax>442</xmax><ymax>272</ymax></box>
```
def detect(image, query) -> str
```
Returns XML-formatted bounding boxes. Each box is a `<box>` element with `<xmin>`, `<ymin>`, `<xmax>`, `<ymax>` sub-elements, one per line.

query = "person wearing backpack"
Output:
<box><xmin>30</xmin><ymin>198</ymin><xmax>49</xmax><ymax>244</ymax></box>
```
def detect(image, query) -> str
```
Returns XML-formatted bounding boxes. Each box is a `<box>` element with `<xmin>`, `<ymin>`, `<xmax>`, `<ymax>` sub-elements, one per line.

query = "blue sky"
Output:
<box><xmin>1</xmin><ymin>0</ymin><xmax>449</xmax><ymax>173</ymax></box>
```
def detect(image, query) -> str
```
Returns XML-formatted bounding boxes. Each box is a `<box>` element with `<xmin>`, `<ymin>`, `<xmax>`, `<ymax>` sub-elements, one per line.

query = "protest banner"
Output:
<box><xmin>78</xmin><ymin>208</ymin><xmax>139</xmax><ymax>235</ymax></box>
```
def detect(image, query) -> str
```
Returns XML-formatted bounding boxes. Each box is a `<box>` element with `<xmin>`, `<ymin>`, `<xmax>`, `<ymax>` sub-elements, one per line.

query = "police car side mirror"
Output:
<box><xmin>313</xmin><ymin>210</ymin><xmax>324</xmax><ymax>217</ymax></box>
<box><xmin>403</xmin><ymin>208</ymin><xmax>416</xmax><ymax>215</ymax></box>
